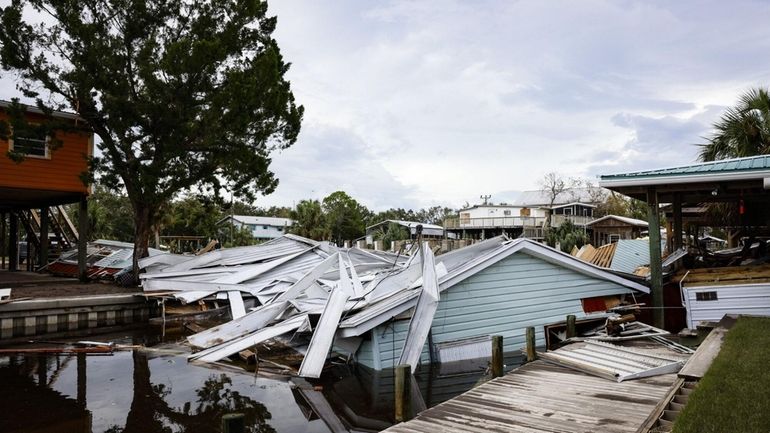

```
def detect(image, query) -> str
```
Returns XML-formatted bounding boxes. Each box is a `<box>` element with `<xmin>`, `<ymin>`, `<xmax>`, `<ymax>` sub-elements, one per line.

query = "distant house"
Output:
<box><xmin>365</xmin><ymin>220</ymin><xmax>444</xmax><ymax>246</ymax></box>
<box><xmin>586</xmin><ymin>214</ymin><xmax>648</xmax><ymax>246</ymax></box>
<box><xmin>218</xmin><ymin>215</ymin><xmax>294</xmax><ymax>240</ymax></box>
<box><xmin>337</xmin><ymin>237</ymin><xmax>649</xmax><ymax>370</ymax></box>
<box><xmin>445</xmin><ymin>187</ymin><xmax>604</xmax><ymax>239</ymax></box>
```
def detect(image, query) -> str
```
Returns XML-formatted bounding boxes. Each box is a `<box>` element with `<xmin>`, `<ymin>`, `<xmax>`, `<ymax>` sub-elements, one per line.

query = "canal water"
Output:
<box><xmin>0</xmin><ymin>326</ymin><xmax>524</xmax><ymax>433</ymax></box>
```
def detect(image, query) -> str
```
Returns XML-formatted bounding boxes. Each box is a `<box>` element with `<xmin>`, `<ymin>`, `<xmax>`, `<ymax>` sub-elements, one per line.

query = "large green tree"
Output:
<box><xmin>0</xmin><ymin>0</ymin><xmax>302</xmax><ymax>280</ymax></box>
<box><xmin>322</xmin><ymin>191</ymin><xmax>369</xmax><ymax>245</ymax></box>
<box><xmin>289</xmin><ymin>199</ymin><xmax>328</xmax><ymax>240</ymax></box>
<box><xmin>699</xmin><ymin>87</ymin><xmax>770</xmax><ymax>161</ymax></box>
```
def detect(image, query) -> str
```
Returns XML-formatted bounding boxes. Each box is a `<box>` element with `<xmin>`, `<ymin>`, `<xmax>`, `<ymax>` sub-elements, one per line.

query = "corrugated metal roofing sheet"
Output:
<box><xmin>601</xmin><ymin>155</ymin><xmax>770</xmax><ymax>180</ymax></box>
<box><xmin>539</xmin><ymin>341</ymin><xmax>685</xmax><ymax>382</ymax></box>
<box><xmin>610</xmin><ymin>240</ymin><xmax>651</xmax><ymax>273</ymax></box>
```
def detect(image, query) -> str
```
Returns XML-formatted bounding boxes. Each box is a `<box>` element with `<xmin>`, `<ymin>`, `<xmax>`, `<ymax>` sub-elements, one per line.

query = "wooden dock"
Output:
<box><xmin>383</xmin><ymin>360</ymin><xmax>678</xmax><ymax>433</ymax></box>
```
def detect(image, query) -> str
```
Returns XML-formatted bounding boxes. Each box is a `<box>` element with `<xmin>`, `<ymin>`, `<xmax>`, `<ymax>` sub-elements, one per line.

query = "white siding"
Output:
<box><xmin>357</xmin><ymin>251</ymin><xmax>636</xmax><ymax>369</ymax></box>
<box><xmin>683</xmin><ymin>283</ymin><xmax>770</xmax><ymax>328</ymax></box>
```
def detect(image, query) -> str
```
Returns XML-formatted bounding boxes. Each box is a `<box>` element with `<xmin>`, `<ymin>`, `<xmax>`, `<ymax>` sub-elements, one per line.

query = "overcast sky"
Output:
<box><xmin>3</xmin><ymin>1</ymin><xmax>770</xmax><ymax>211</ymax></box>
<box><xmin>257</xmin><ymin>0</ymin><xmax>770</xmax><ymax>210</ymax></box>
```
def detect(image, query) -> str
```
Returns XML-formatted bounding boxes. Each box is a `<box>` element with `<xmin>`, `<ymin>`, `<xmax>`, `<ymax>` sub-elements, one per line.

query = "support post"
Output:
<box><xmin>525</xmin><ymin>326</ymin><xmax>537</xmax><ymax>362</ymax></box>
<box><xmin>647</xmin><ymin>187</ymin><xmax>664</xmax><ymax>329</ymax></box>
<box><xmin>9</xmin><ymin>213</ymin><xmax>18</xmax><ymax>272</ymax></box>
<box><xmin>221</xmin><ymin>413</ymin><xmax>245</xmax><ymax>433</ymax></box>
<box><xmin>673</xmin><ymin>193</ymin><xmax>683</xmax><ymax>251</ymax></box>
<box><xmin>491</xmin><ymin>335</ymin><xmax>504</xmax><ymax>378</ymax></box>
<box><xmin>78</xmin><ymin>196</ymin><xmax>89</xmax><ymax>282</ymax></box>
<box><xmin>566</xmin><ymin>315</ymin><xmax>576</xmax><ymax>339</ymax></box>
<box><xmin>39</xmin><ymin>206</ymin><xmax>49</xmax><ymax>268</ymax></box>
<box><xmin>394</xmin><ymin>364</ymin><xmax>412</xmax><ymax>422</ymax></box>
<box><xmin>1</xmin><ymin>212</ymin><xmax>5</xmax><ymax>270</ymax></box>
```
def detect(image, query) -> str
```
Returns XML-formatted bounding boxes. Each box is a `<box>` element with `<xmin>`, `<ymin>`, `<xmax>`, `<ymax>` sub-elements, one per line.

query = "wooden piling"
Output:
<box><xmin>395</xmin><ymin>364</ymin><xmax>412</xmax><ymax>422</ymax></box>
<box><xmin>221</xmin><ymin>413</ymin><xmax>245</xmax><ymax>433</ymax></box>
<box><xmin>491</xmin><ymin>335</ymin><xmax>504</xmax><ymax>378</ymax></box>
<box><xmin>566</xmin><ymin>314</ymin><xmax>576</xmax><ymax>339</ymax></box>
<box><xmin>525</xmin><ymin>327</ymin><xmax>537</xmax><ymax>362</ymax></box>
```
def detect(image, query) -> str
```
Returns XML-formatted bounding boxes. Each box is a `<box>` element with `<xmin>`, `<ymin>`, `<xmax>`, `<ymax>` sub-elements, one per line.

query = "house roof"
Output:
<box><xmin>219</xmin><ymin>215</ymin><xmax>294</xmax><ymax>227</ymax></box>
<box><xmin>366</xmin><ymin>220</ymin><xmax>444</xmax><ymax>232</ymax></box>
<box><xmin>599</xmin><ymin>155</ymin><xmax>770</xmax><ymax>188</ymax></box>
<box><xmin>514</xmin><ymin>187</ymin><xmax>604</xmax><ymax>207</ymax></box>
<box><xmin>458</xmin><ymin>204</ymin><xmax>521</xmax><ymax>212</ymax></box>
<box><xmin>0</xmin><ymin>100</ymin><xmax>83</xmax><ymax>121</ymax></box>
<box><xmin>337</xmin><ymin>237</ymin><xmax>649</xmax><ymax>337</ymax></box>
<box><xmin>586</xmin><ymin>215</ymin><xmax>649</xmax><ymax>227</ymax></box>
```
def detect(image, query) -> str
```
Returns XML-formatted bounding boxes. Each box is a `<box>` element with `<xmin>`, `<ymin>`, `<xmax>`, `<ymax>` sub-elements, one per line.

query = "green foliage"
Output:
<box><xmin>68</xmin><ymin>184</ymin><xmax>135</xmax><ymax>242</ymax></box>
<box><xmin>290</xmin><ymin>199</ymin><xmax>329</xmax><ymax>240</ymax></box>
<box><xmin>222</xmin><ymin>226</ymin><xmax>258</xmax><ymax>248</ymax></box>
<box><xmin>594</xmin><ymin>192</ymin><xmax>648</xmax><ymax>221</ymax></box>
<box><xmin>673</xmin><ymin>317</ymin><xmax>770</xmax><ymax>433</ymax></box>
<box><xmin>322</xmin><ymin>191</ymin><xmax>369</xmax><ymax>244</ymax></box>
<box><xmin>699</xmin><ymin>87</ymin><xmax>770</xmax><ymax>161</ymax></box>
<box><xmin>165</xmin><ymin>196</ymin><xmax>224</xmax><ymax>240</ymax></box>
<box><xmin>373</xmin><ymin>222</ymin><xmax>410</xmax><ymax>250</ymax></box>
<box><xmin>0</xmin><ymin>0</ymin><xmax>303</xmax><ymax>277</ymax></box>
<box><xmin>545</xmin><ymin>220</ymin><xmax>588</xmax><ymax>253</ymax></box>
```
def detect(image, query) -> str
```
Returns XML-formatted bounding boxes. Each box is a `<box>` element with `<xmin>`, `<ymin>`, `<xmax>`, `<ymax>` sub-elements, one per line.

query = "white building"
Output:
<box><xmin>218</xmin><ymin>215</ymin><xmax>294</xmax><ymax>240</ymax></box>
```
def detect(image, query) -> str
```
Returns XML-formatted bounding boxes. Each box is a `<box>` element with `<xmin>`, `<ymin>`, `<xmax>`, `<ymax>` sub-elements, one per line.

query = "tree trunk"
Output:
<box><xmin>131</xmin><ymin>205</ymin><xmax>153</xmax><ymax>285</ymax></box>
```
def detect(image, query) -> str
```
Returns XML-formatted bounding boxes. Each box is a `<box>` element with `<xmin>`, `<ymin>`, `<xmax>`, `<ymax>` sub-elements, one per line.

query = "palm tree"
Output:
<box><xmin>699</xmin><ymin>88</ymin><xmax>770</xmax><ymax>161</ymax></box>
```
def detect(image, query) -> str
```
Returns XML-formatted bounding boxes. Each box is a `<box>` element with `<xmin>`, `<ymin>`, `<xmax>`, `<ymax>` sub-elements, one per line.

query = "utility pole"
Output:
<box><xmin>480</xmin><ymin>194</ymin><xmax>491</xmax><ymax>205</ymax></box>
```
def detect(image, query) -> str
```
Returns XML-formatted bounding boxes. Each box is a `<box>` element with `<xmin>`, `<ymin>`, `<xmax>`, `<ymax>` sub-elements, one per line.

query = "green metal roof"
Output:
<box><xmin>600</xmin><ymin>155</ymin><xmax>770</xmax><ymax>186</ymax></box>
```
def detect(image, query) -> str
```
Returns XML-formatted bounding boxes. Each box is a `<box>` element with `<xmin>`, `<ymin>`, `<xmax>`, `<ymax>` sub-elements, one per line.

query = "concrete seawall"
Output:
<box><xmin>0</xmin><ymin>294</ymin><xmax>159</xmax><ymax>341</ymax></box>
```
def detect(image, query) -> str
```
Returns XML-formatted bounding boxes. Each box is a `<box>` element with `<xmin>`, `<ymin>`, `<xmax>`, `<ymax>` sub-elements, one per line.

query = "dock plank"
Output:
<box><xmin>383</xmin><ymin>360</ymin><xmax>677</xmax><ymax>433</ymax></box>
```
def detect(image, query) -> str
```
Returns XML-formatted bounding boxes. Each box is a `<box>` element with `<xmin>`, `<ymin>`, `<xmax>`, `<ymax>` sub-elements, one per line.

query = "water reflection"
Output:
<box><xmin>0</xmin><ymin>328</ymin><xmax>524</xmax><ymax>433</ymax></box>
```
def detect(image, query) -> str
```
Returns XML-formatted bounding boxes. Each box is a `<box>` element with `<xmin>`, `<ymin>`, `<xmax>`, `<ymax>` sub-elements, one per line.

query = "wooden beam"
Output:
<box><xmin>647</xmin><ymin>187</ymin><xmax>664</xmax><ymax>329</ymax></box>
<box><xmin>673</xmin><ymin>193</ymin><xmax>683</xmax><ymax>251</ymax></box>
<box><xmin>8</xmin><ymin>212</ymin><xmax>18</xmax><ymax>272</ymax></box>
<box><xmin>78</xmin><ymin>196</ymin><xmax>88</xmax><ymax>282</ymax></box>
<box><xmin>39</xmin><ymin>206</ymin><xmax>49</xmax><ymax>267</ymax></box>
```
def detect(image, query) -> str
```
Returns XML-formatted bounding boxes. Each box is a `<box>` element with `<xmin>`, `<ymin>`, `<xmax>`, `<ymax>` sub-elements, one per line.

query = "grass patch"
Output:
<box><xmin>673</xmin><ymin>316</ymin><xmax>770</xmax><ymax>433</ymax></box>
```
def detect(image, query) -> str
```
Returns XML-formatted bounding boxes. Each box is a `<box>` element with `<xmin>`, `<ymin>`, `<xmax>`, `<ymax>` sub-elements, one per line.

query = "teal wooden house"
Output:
<box><xmin>336</xmin><ymin>237</ymin><xmax>650</xmax><ymax>370</ymax></box>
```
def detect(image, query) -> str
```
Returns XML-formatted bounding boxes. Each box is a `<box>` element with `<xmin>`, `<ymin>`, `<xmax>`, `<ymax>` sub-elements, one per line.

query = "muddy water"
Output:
<box><xmin>0</xmin><ymin>327</ymin><xmax>522</xmax><ymax>433</ymax></box>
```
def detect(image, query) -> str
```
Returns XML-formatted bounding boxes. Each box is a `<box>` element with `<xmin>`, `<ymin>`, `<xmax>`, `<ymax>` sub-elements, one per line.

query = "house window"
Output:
<box><xmin>277</xmin><ymin>227</ymin><xmax>283</xmax><ymax>232</ymax></box>
<box><xmin>503</xmin><ymin>210</ymin><xmax>511</xmax><ymax>216</ymax></box>
<box><xmin>262</xmin><ymin>225</ymin><xmax>268</xmax><ymax>229</ymax></box>
<box><xmin>10</xmin><ymin>128</ymin><xmax>50</xmax><ymax>159</ymax></box>
<box><xmin>696</xmin><ymin>291</ymin><xmax>718</xmax><ymax>301</ymax></box>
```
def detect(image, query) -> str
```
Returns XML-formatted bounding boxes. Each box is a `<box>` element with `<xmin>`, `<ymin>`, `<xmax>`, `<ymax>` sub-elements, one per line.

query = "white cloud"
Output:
<box><xmin>3</xmin><ymin>0</ymin><xmax>770</xmax><ymax>211</ymax></box>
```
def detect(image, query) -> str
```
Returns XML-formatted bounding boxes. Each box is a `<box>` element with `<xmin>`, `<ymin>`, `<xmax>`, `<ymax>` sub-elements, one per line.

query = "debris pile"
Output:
<box><xmin>139</xmin><ymin>234</ymin><xmax>512</xmax><ymax>377</ymax></box>
<box><xmin>47</xmin><ymin>239</ymin><xmax>164</xmax><ymax>281</ymax></box>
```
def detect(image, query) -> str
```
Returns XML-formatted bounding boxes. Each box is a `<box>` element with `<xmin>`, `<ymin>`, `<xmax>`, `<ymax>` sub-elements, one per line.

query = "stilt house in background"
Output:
<box><xmin>0</xmin><ymin>101</ymin><xmax>93</xmax><ymax>278</ymax></box>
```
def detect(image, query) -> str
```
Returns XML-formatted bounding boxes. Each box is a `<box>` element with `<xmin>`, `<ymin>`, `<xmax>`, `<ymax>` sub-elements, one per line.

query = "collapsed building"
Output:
<box><xmin>138</xmin><ymin>233</ymin><xmax>650</xmax><ymax>377</ymax></box>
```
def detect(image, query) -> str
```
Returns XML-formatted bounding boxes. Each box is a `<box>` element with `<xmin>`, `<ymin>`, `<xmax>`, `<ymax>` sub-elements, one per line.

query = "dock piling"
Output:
<box><xmin>526</xmin><ymin>326</ymin><xmax>537</xmax><ymax>362</ymax></box>
<box><xmin>566</xmin><ymin>314</ymin><xmax>576</xmax><ymax>339</ymax></box>
<box><xmin>395</xmin><ymin>364</ymin><xmax>412</xmax><ymax>422</ymax></box>
<box><xmin>491</xmin><ymin>335</ymin><xmax>504</xmax><ymax>377</ymax></box>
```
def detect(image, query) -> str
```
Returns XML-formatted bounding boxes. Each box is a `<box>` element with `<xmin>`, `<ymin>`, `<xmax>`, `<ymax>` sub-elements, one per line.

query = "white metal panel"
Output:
<box><xmin>189</xmin><ymin>314</ymin><xmax>310</xmax><ymax>362</ymax></box>
<box><xmin>298</xmin><ymin>286</ymin><xmax>351</xmax><ymax>378</ymax></box>
<box><xmin>227</xmin><ymin>291</ymin><xmax>246</xmax><ymax>319</ymax></box>
<box><xmin>187</xmin><ymin>301</ymin><xmax>290</xmax><ymax>348</ymax></box>
<box><xmin>684</xmin><ymin>283</ymin><xmax>770</xmax><ymax>328</ymax></box>
<box><xmin>539</xmin><ymin>341</ymin><xmax>685</xmax><ymax>382</ymax></box>
<box><xmin>397</xmin><ymin>244</ymin><xmax>440</xmax><ymax>371</ymax></box>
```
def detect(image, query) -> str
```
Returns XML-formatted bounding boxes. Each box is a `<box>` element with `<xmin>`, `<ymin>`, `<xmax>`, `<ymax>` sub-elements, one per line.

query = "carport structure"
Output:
<box><xmin>599</xmin><ymin>155</ymin><xmax>770</xmax><ymax>328</ymax></box>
